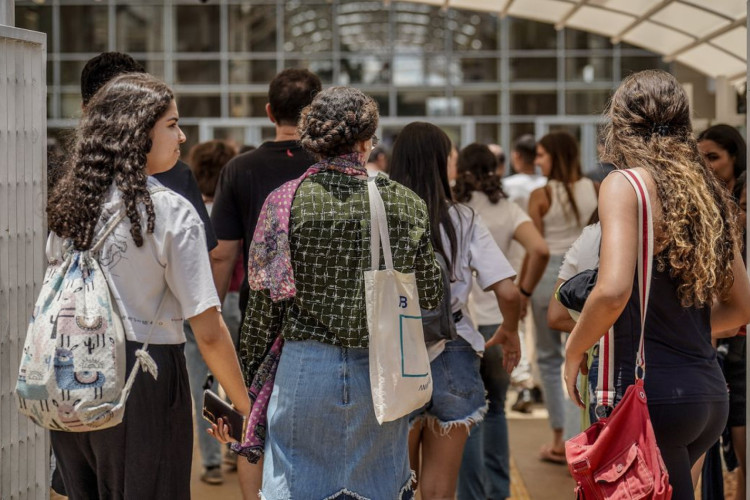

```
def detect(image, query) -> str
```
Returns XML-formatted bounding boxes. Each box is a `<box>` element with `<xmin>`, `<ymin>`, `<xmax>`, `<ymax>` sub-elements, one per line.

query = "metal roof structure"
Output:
<box><xmin>406</xmin><ymin>0</ymin><xmax>747</xmax><ymax>83</ymax></box>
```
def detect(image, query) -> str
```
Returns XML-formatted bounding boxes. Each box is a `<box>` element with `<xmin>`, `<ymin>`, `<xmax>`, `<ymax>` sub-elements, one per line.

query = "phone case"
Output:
<box><xmin>202</xmin><ymin>389</ymin><xmax>246</xmax><ymax>442</ymax></box>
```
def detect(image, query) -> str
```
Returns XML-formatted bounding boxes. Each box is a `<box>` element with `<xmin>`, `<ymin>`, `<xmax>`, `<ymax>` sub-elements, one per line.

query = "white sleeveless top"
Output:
<box><xmin>542</xmin><ymin>178</ymin><xmax>598</xmax><ymax>255</ymax></box>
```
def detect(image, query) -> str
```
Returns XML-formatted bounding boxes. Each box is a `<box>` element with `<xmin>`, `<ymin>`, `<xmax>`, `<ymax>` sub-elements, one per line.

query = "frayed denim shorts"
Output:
<box><xmin>410</xmin><ymin>337</ymin><xmax>488</xmax><ymax>433</ymax></box>
<box><xmin>261</xmin><ymin>340</ymin><xmax>414</xmax><ymax>500</ymax></box>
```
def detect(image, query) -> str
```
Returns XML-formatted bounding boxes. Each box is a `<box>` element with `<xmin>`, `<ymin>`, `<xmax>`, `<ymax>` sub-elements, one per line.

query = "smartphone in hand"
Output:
<box><xmin>202</xmin><ymin>389</ymin><xmax>246</xmax><ymax>442</ymax></box>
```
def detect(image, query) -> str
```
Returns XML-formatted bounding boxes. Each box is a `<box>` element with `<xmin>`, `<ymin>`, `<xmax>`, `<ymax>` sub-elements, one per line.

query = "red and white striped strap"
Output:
<box><xmin>596</xmin><ymin>169</ymin><xmax>653</xmax><ymax>411</ymax></box>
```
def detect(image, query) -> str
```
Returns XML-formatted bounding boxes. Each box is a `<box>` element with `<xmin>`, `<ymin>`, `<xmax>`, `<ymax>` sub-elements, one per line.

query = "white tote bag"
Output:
<box><xmin>364</xmin><ymin>178</ymin><xmax>433</xmax><ymax>424</ymax></box>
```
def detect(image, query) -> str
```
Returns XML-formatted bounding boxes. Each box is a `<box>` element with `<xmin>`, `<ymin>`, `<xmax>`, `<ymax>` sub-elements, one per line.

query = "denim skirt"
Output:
<box><xmin>261</xmin><ymin>340</ymin><xmax>414</xmax><ymax>500</ymax></box>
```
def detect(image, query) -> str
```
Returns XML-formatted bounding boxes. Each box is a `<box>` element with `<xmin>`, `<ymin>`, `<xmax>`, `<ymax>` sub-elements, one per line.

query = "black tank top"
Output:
<box><xmin>613</xmin><ymin>258</ymin><xmax>728</xmax><ymax>404</ymax></box>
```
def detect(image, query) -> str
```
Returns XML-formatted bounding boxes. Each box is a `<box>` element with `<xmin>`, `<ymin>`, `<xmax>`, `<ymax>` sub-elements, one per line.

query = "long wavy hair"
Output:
<box><xmin>47</xmin><ymin>73</ymin><xmax>174</xmax><ymax>250</ymax></box>
<box><xmin>453</xmin><ymin>142</ymin><xmax>506</xmax><ymax>204</ymax></box>
<box><xmin>389</xmin><ymin>122</ymin><xmax>459</xmax><ymax>272</ymax></box>
<box><xmin>603</xmin><ymin>69</ymin><xmax>739</xmax><ymax>308</ymax></box>
<box><xmin>538</xmin><ymin>131</ymin><xmax>584</xmax><ymax>225</ymax></box>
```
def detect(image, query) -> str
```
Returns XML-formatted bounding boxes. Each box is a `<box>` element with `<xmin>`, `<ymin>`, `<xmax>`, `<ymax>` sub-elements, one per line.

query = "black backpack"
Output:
<box><xmin>421</xmin><ymin>253</ymin><xmax>458</xmax><ymax>344</ymax></box>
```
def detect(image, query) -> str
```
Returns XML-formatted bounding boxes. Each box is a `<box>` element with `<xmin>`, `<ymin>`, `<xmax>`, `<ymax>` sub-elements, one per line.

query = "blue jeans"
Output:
<box><xmin>262</xmin><ymin>340</ymin><xmax>414</xmax><ymax>499</ymax></box>
<box><xmin>531</xmin><ymin>254</ymin><xmax>567</xmax><ymax>430</ymax></box>
<box><xmin>183</xmin><ymin>292</ymin><xmax>241</xmax><ymax>468</ymax></box>
<box><xmin>457</xmin><ymin>324</ymin><xmax>510</xmax><ymax>500</ymax></box>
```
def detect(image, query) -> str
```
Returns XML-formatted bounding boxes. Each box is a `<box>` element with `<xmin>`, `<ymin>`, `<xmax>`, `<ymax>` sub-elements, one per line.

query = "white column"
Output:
<box><xmin>0</xmin><ymin>0</ymin><xmax>14</xmax><ymax>27</ymax></box>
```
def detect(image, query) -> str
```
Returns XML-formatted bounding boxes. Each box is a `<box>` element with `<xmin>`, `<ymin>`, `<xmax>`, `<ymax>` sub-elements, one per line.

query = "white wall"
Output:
<box><xmin>0</xmin><ymin>24</ymin><xmax>48</xmax><ymax>500</ymax></box>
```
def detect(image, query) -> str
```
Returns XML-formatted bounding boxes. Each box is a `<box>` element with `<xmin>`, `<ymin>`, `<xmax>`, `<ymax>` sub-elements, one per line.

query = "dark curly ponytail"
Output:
<box><xmin>298</xmin><ymin>86</ymin><xmax>379</xmax><ymax>159</ymax></box>
<box><xmin>47</xmin><ymin>73</ymin><xmax>173</xmax><ymax>249</ymax></box>
<box><xmin>453</xmin><ymin>143</ymin><xmax>506</xmax><ymax>204</ymax></box>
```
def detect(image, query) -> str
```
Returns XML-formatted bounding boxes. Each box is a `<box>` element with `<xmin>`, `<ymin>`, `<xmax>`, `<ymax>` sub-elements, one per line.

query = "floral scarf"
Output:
<box><xmin>233</xmin><ymin>152</ymin><xmax>367</xmax><ymax>462</ymax></box>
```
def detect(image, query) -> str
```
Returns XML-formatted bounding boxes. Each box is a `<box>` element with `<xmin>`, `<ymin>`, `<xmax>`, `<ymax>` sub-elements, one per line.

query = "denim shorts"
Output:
<box><xmin>261</xmin><ymin>340</ymin><xmax>414</xmax><ymax>500</ymax></box>
<box><xmin>411</xmin><ymin>337</ymin><xmax>488</xmax><ymax>432</ymax></box>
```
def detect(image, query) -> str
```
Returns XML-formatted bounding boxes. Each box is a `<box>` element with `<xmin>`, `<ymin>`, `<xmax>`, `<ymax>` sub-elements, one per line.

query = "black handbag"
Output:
<box><xmin>556</xmin><ymin>268</ymin><xmax>598</xmax><ymax>313</ymax></box>
<box><xmin>421</xmin><ymin>253</ymin><xmax>458</xmax><ymax>343</ymax></box>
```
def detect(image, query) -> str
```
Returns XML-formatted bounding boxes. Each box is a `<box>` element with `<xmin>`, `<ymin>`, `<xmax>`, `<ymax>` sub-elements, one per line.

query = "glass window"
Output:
<box><xmin>180</xmin><ymin>125</ymin><xmax>199</xmax><ymax>155</ymax></box>
<box><xmin>565</xmin><ymin>56</ymin><xmax>613</xmax><ymax>82</ymax></box>
<box><xmin>396</xmin><ymin>90</ymin><xmax>444</xmax><ymax>116</ymax></box>
<box><xmin>285</xmin><ymin>59</ymin><xmax>334</xmax><ymax>84</ymax></box>
<box><xmin>338</xmin><ymin>2</ymin><xmax>390</xmax><ymax>53</ymax></box>
<box><xmin>137</xmin><ymin>60</ymin><xmax>165</xmax><ymax>80</ymax></box>
<box><xmin>394</xmin><ymin>3</ymin><xmax>445</xmax><ymax>53</ymax></box>
<box><xmin>450</xmin><ymin>10</ymin><xmax>498</xmax><ymax>51</ymax></box>
<box><xmin>565</xmin><ymin>90</ymin><xmax>611</xmax><ymax>115</ymax></box>
<box><xmin>340</xmin><ymin>55</ymin><xmax>391</xmax><ymax>85</ymax></box>
<box><xmin>565</xmin><ymin>29</ymin><xmax>612</xmax><ymax>50</ymax></box>
<box><xmin>47</xmin><ymin>60</ymin><xmax>53</xmax><ymax>86</ymax></box>
<box><xmin>509</xmin><ymin>123</ymin><xmax>535</xmax><ymax>145</ymax></box>
<box><xmin>60</xmin><ymin>61</ymin><xmax>88</xmax><ymax>86</ymax></box>
<box><xmin>510</xmin><ymin>57</ymin><xmax>557</xmax><ymax>81</ymax></box>
<box><xmin>15</xmin><ymin>5</ymin><xmax>52</xmax><ymax>39</ymax></box>
<box><xmin>229</xmin><ymin>60</ymin><xmax>278</xmax><ymax>85</ymax></box>
<box><xmin>456</xmin><ymin>92</ymin><xmax>500</xmax><ymax>116</ymax></box>
<box><xmin>178</xmin><ymin>95</ymin><xmax>221</xmax><ymax>118</ymax></box>
<box><xmin>228</xmin><ymin>4</ymin><xmax>277</xmax><ymax>53</ymax></box>
<box><xmin>621</xmin><ymin>56</ymin><xmax>669</xmax><ymax>77</ymax></box>
<box><xmin>457</xmin><ymin>58</ymin><xmax>499</xmax><ymax>83</ymax></box>
<box><xmin>370</xmin><ymin>94</ymin><xmax>389</xmax><ymax>117</ymax></box>
<box><xmin>211</xmin><ymin>127</ymin><xmax>246</xmax><ymax>149</ymax></box>
<box><xmin>61</xmin><ymin>93</ymin><xmax>83</xmax><ymax>119</ymax></box>
<box><xmin>229</xmin><ymin>93</ymin><xmax>268</xmax><ymax>119</ymax></box>
<box><xmin>510</xmin><ymin>92</ymin><xmax>557</xmax><ymax>115</ymax></box>
<box><xmin>393</xmin><ymin>54</ymin><xmax>455</xmax><ymax>86</ymax></box>
<box><xmin>176</xmin><ymin>5</ymin><xmax>220</xmax><ymax>52</ymax></box>
<box><xmin>475</xmin><ymin>123</ymin><xmax>503</xmax><ymax>147</ymax></box>
<box><xmin>509</xmin><ymin>18</ymin><xmax>556</xmax><ymax>50</ymax></box>
<box><xmin>116</xmin><ymin>5</ymin><xmax>163</xmax><ymax>53</ymax></box>
<box><xmin>60</xmin><ymin>6</ymin><xmax>108</xmax><ymax>53</ymax></box>
<box><xmin>283</xmin><ymin>3</ymin><xmax>333</xmax><ymax>53</ymax></box>
<box><xmin>175</xmin><ymin>61</ymin><xmax>221</xmax><ymax>85</ymax></box>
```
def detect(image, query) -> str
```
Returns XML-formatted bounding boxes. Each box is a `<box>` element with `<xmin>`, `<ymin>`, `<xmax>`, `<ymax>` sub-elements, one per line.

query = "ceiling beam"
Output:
<box><xmin>664</xmin><ymin>16</ymin><xmax>747</xmax><ymax>62</ymax></box>
<box><xmin>610</xmin><ymin>0</ymin><xmax>672</xmax><ymax>44</ymax></box>
<box><xmin>500</xmin><ymin>0</ymin><xmax>515</xmax><ymax>18</ymax></box>
<box><xmin>555</xmin><ymin>0</ymin><xmax>589</xmax><ymax>31</ymax></box>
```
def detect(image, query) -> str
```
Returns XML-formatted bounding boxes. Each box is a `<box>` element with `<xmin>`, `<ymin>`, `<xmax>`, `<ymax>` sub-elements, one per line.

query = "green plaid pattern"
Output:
<box><xmin>239</xmin><ymin>172</ymin><xmax>443</xmax><ymax>385</ymax></box>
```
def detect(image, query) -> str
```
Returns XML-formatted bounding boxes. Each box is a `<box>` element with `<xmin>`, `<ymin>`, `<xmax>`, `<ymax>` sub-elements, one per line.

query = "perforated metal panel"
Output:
<box><xmin>0</xmin><ymin>24</ymin><xmax>48</xmax><ymax>500</ymax></box>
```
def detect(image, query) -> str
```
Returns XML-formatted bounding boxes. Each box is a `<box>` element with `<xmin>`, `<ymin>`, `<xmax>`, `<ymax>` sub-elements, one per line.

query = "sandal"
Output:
<box><xmin>539</xmin><ymin>444</ymin><xmax>567</xmax><ymax>465</ymax></box>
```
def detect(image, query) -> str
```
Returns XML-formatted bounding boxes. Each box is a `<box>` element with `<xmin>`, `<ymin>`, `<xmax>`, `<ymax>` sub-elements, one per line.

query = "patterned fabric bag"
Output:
<box><xmin>16</xmin><ymin>209</ymin><xmax>162</xmax><ymax>432</ymax></box>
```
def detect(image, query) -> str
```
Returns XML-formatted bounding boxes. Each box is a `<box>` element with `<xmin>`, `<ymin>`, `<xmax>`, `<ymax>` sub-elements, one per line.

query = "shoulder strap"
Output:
<box><xmin>596</xmin><ymin>169</ymin><xmax>653</xmax><ymax>412</ymax></box>
<box><xmin>90</xmin><ymin>210</ymin><xmax>127</xmax><ymax>253</ymax></box>
<box><xmin>368</xmin><ymin>177</ymin><xmax>394</xmax><ymax>271</ymax></box>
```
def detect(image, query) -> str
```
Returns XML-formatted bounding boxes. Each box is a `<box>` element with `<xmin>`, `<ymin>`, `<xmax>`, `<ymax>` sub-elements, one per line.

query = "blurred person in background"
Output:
<box><xmin>697</xmin><ymin>124</ymin><xmax>748</xmax><ymax>500</ymax></box>
<box><xmin>528</xmin><ymin>131</ymin><xmax>598</xmax><ymax>464</ymax></box>
<box><xmin>184</xmin><ymin>140</ymin><xmax>239</xmax><ymax>485</ymax></box>
<box><xmin>365</xmin><ymin>145</ymin><xmax>389</xmax><ymax>177</ymax></box>
<box><xmin>453</xmin><ymin>143</ymin><xmax>549</xmax><ymax>500</ymax></box>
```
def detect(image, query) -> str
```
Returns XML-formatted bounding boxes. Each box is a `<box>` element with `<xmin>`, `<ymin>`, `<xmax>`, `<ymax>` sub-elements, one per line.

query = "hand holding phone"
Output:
<box><xmin>202</xmin><ymin>389</ymin><xmax>247</xmax><ymax>443</ymax></box>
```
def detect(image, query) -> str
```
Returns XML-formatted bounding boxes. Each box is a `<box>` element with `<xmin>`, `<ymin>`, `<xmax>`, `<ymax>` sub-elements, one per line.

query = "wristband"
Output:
<box><xmin>519</xmin><ymin>286</ymin><xmax>533</xmax><ymax>298</ymax></box>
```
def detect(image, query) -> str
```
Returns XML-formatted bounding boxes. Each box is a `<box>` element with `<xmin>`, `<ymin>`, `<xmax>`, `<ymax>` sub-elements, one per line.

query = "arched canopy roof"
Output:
<box><xmin>405</xmin><ymin>0</ymin><xmax>746</xmax><ymax>83</ymax></box>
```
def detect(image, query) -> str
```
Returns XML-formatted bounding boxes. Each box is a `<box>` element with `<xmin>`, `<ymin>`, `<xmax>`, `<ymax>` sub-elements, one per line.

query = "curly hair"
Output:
<box><xmin>453</xmin><ymin>143</ymin><xmax>506</xmax><ymax>204</ymax></box>
<box><xmin>298</xmin><ymin>86</ymin><xmax>379</xmax><ymax>159</ymax></box>
<box><xmin>188</xmin><ymin>140</ymin><xmax>237</xmax><ymax>199</ymax></box>
<box><xmin>538</xmin><ymin>131</ymin><xmax>584</xmax><ymax>225</ymax></box>
<box><xmin>603</xmin><ymin>69</ymin><xmax>740</xmax><ymax>308</ymax></box>
<box><xmin>48</xmin><ymin>73</ymin><xmax>174</xmax><ymax>250</ymax></box>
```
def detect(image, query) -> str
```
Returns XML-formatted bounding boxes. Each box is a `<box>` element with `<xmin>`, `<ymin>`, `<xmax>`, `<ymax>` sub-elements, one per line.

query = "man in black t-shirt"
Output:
<box><xmin>80</xmin><ymin>52</ymin><xmax>217</xmax><ymax>251</ymax></box>
<box><xmin>209</xmin><ymin>68</ymin><xmax>320</xmax><ymax>495</ymax></box>
<box><xmin>211</xmin><ymin>69</ymin><xmax>320</xmax><ymax>314</ymax></box>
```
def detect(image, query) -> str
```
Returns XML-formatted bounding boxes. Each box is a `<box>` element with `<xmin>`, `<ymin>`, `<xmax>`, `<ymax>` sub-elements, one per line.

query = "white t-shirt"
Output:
<box><xmin>441</xmin><ymin>204</ymin><xmax>516</xmax><ymax>353</ymax></box>
<box><xmin>558</xmin><ymin>223</ymin><xmax>601</xmax><ymax>281</ymax></box>
<box><xmin>503</xmin><ymin>173</ymin><xmax>547</xmax><ymax>212</ymax></box>
<box><xmin>463</xmin><ymin>194</ymin><xmax>531</xmax><ymax>326</ymax></box>
<box><xmin>46</xmin><ymin>178</ymin><xmax>221</xmax><ymax>344</ymax></box>
<box><xmin>542</xmin><ymin>178</ymin><xmax>598</xmax><ymax>255</ymax></box>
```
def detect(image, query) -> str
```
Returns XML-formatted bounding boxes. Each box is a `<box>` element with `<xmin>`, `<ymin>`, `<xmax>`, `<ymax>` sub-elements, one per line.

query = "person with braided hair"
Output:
<box><xmin>237</xmin><ymin>86</ymin><xmax>443</xmax><ymax>499</ymax></box>
<box><xmin>564</xmin><ymin>69</ymin><xmax>750</xmax><ymax>499</ymax></box>
<box><xmin>46</xmin><ymin>73</ymin><xmax>250</xmax><ymax>499</ymax></box>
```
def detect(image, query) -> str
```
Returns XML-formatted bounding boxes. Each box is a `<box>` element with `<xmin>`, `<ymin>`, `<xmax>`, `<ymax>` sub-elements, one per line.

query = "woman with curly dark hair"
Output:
<box><xmin>564</xmin><ymin>69</ymin><xmax>750</xmax><ymax>499</ymax></box>
<box><xmin>236</xmin><ymin>87</ymin><xmax>444</xmax><ymax>499</ymax></box>
<box><xmin>46</xmin><ymin>73</ymin><xmax>249</xmax><ymax>499</ymax></box>
<box><xmin>454</xmin><ymin>143</ymin><xmax>549</xmax><ymax>499</ymax></box>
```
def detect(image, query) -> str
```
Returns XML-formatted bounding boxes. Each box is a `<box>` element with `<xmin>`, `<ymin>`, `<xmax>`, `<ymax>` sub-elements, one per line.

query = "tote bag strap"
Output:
<box><xmin>596</xmin><ymin>169</ymin><xmax>653</xmax><ymax>412</ymax></box>
<box><xmin>367</xmin><ymin>178</ymin><xmax>394</xmax><ymax>271</ymax></box>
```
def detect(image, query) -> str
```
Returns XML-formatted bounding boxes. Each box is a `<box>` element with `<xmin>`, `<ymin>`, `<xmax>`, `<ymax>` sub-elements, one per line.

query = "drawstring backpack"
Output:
<box><xmin>16</xmin><ymin>193</ymin><xmax>167</xmax><ymax>432</ymax></box>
